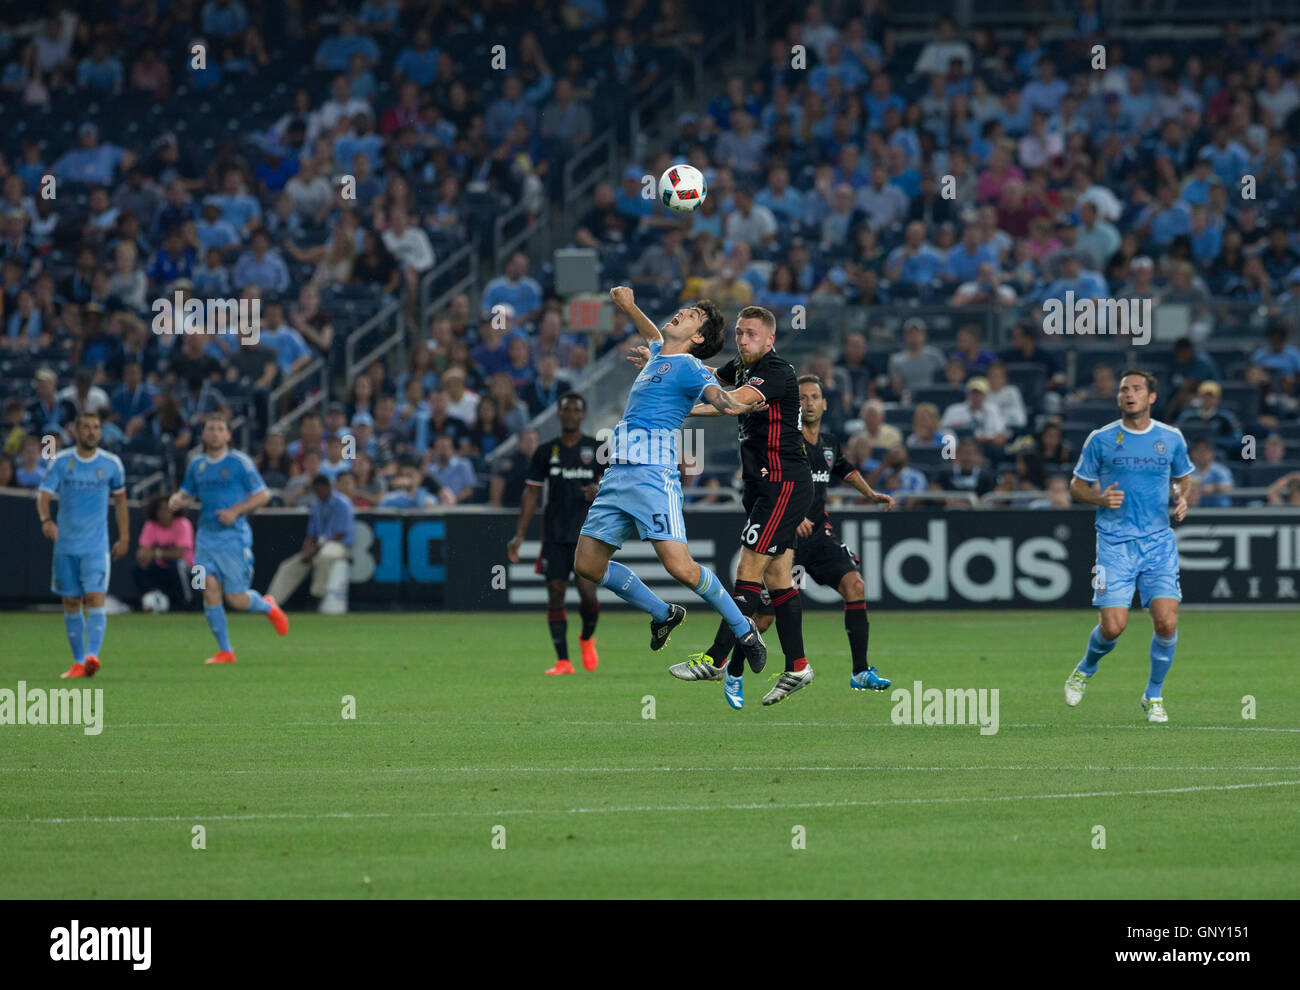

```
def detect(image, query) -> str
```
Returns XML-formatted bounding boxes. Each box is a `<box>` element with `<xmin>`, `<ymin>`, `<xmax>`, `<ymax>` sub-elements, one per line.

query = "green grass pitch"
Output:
<box><xmin>1</xmin><ymin>609</ymin><xmax>1297</xmax><ymax>898</ymax></box>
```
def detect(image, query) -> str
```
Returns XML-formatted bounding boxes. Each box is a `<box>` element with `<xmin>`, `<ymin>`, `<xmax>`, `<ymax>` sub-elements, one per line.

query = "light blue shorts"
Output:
<box><xmin>52</xmin><ymin>551</ymin><xmax>110</xmax><ymax>598</ymax></box>
<box><xmin>195</xmin><ymin>538</ymin><xmax>255</xmax><ymax>595</ymax></box>
<box><xmin>1092</xmin><ymin>529</ymin><xmax>1181</xmax><ymax>609</ymax></box>
<box><xmin>579</xmin><ymin>463</ymin><xmax>687</xmax><ymax>549</ymax></box>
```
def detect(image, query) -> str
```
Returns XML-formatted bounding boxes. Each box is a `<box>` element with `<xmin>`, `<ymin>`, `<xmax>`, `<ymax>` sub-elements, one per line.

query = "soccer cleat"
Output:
<box><xmin>60</xmin><ymin>662</ymin><xmax>87</xmax><ymax>679</ymax></box>
<box><xmin>579</xmin><ymin>637</ymin><xmax>599</xmax><ymax>672</ymax></box>
<box><xmin>650</xmin><ymin>604</ymin><xmax>686</xmax><ymax>651</ymax></box>
<box><xmin>736</xmin><ymin>618</ymin><xmax>767</xmax><ymax>673</ymax></box>
<box><xmin>83</xmin><ymin>655</ymin><xmax>101</xmax><ymax>678</ymax></box>
<box><xmin>204</xmin><ymin>650</ymin><xmax>237</xmax><ymax>664</ymax></box>
<box><xmin>762</xmin><ymin>664</ymin><xmax>815</xmax><ymax>706</ymax></box>
<box><xmin>1141</xmin><ymin>694</ymin><xmax>1168</xmax><ymax>723</ymax></box>
<box><xmin>849</xmin><ymin>666</ymin><xmax>890</xmax><ymax>691</ymax></box>
<box><xmin>265</xmin><ymin>595</ymin><xmax>289</xmax><ymax>636</ymax></box>
<box><xmin>1064</xmin><ymin>667</ymin><xmax>1088</xmax><ymax>707</ymax></box>
<box><xmin>723</xmin><ymin>671</ymin><xmax>744</xmax><ymax>709</ymax></box>
<box><xmin>668</xmin><ymin>652</ymin><xmax>723</xmax><ymax>681</ymax></box>
<box><xmin>545</xmin><ymin>659</ymin><xmax>576</xmax><ymax>676</ymax></box>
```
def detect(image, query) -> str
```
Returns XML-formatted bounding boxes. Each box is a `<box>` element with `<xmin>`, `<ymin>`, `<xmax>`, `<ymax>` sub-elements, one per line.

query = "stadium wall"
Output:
<box><xmin>3</xmin><ymin>494</ymin><xmax>1296</xmax><ymax>610</ymax></box>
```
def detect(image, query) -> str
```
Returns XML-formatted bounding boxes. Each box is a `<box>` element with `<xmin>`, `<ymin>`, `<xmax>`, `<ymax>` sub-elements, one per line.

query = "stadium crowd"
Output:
<box><xmin>2</xmin><ymin>2</ymin><xmax>1300</xmax><ymax>514</ymax></box>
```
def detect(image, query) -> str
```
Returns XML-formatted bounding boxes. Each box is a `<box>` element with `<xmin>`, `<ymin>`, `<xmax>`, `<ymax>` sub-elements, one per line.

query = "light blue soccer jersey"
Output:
<box><xmin>39</xmin><ymin>448</ymin><xmax>126</xmax><ymax>555</ymax></box>
<box><xmin>180</xmin><ymin>449</ymin><xmax>267</xmax><ymax>550</ymax></box>
<box><xmin>606</xmin><ymin>339</ymin><xmax>715</xmax><ymax>467</ymax></box>
<box><xmin>1073</xmin><ymin>419</ymin><xmax>1194</xmax><ymax>540</ymax></box>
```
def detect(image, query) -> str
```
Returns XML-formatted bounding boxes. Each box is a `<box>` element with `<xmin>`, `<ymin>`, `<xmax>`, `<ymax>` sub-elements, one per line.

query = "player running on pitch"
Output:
<box><xmin>168</xmin><ymin>413</ymin><xmax>288</xmax><ymax>664</ymax></box>
<box><xmin>718</xmin><ymin>374</ymin><xmax>897</xmax><ymax>703</ymax></box>
<box><xmin>572</xmin><ymin>286</ymin><xmax>769</xmax><ymax>668</ymax></box>
<box><xmin>667</xmin><ymin>306</ymin><xmax>817</xmax><ymax>707</ymax></box>
<box><xmin>1065</xmin><ymin>370</ymin><xmax>1194</xmax><ymax>723</ymax></box>
<box><xmin>508</xmin><ymin>392</ymin><xmax>606</xmax><ymax>676</ymax></box>
<box><xmin>37</xmin><ymin>411</ymin><xmax>129</xmax><ymax>679</ymax></box>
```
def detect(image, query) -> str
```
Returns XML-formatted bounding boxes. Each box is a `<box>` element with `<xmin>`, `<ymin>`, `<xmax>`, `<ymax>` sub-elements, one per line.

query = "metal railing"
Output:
<box><xmin>418</xmin><ymin>241</ymin><xmax>479</xmax><ymax>336</ymax></box>
<box><xmin>562</xmin><ymin>130</ymin><xmax>618</xmax><ymax>243</ymax></box>
<box><xmin>493</xmin><ymin>196</ymin><xmax>551</xmax><ymax>273</ymax></box>
<box><xmin>343</xmin><ymin>298</ymin><xmax>403</xmax><ymax>388</ymax></box>
<box><xmin>129</xmin><ymin>471</ymin><xmax>166</xmax><ymax>499</ymax></box>
<box><xmin>267</xmin><ymin>356</ymin><xmax>330</xmax><ymax>435</ymax></box>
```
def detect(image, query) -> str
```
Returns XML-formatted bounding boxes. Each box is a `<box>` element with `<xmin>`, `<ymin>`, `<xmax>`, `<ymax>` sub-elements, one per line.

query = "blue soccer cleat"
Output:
<box><xmin>723</xmin><ymin>670</ymin><xmax>744</xmax><ymax>710</ymax></box>
<box><xmin>849</xmin><ymin>666</ymin><xmax>891</xmax><ymax>691</ymax></box>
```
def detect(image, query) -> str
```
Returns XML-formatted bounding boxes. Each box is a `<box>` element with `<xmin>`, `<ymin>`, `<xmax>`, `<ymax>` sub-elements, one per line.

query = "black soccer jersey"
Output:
<box><xmin>525</xmin><ymin>434</ymin><xmax>605</xmax><ymax>543</ymax></box>
<box><xmin>804</xmin><ymin>429</ymin><xmax>860</xmax><ymax>523</ymax></box>
<box><xmin>715</xmin><ymin>350</ymin><xmax>812</xmax><ymax>485</ymax></box>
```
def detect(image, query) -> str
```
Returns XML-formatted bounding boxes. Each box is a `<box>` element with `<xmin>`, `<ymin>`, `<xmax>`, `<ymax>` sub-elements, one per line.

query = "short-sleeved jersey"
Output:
<box><xmin>715</xmin><ymin>349</ymin><xmax>812</xmax><ymax>485</ymax></box>
<box><xmin>39</xmin><ymin>448</ymin><xmax>126</xmax><ymax>555</ymax></box>
<box><xmin>526</xmin><ymin>433</ymin><xmax>605</xmax><ymax>543</ymax></box>
<box><xmin>804</xmin><ymin>429</ymin><xmax>860</xmax><ymax>523</ymax></box>
<box><xmin>1073</xmin><ymin>419</ymin><xmax>1194</xmax><ymax>541</ymax></box>
<box><xmin>180</xmin><ymin>448</ymin><xmax>267</xmax><ymax>548</ymax></box>
<box><xmin>609</xmin><ymin>339</ymin><xmax>714</xmax><ymax>468</ymax></box>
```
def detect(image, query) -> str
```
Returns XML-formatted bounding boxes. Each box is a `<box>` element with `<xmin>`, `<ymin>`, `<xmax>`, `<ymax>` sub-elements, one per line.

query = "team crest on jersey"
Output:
<box><xmin>747</xmin><ymin>377</ymin><xmax>765</xmax><ymax>387</ymax></box>
<box><xmin>1154</xmin><ymin>440</ymin><xmax>1167</xmax><ymax>455</ymax></box>
<box><xmin>220</xmin><ymin>468</ymin><xmax>230</xmax><ymax>479</ymax></box>
<box><xmin>823</xmin><ymin>448</ymin><xmax>834</xmax><ymax>466</ymax></box>
<box><xmin>95</xmin><ymin>468</ymin><xmax>104</xmax><ymax>478</ymax></box>
<box><xmin>657</xmin><ymin>362</ymin><xmax>672</xmax><ymax>374</ymax></box>
<box><xmin>580</xmin><ymin>447</ymin><xmax>594</xmax><ymax>464</ymax></box>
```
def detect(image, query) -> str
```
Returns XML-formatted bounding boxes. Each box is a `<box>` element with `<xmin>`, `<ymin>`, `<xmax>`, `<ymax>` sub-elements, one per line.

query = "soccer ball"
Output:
<box><xmin>142</xmin><ymin>590</ymin><xmax>170</xmax><ymax>613</ymax></box>
<box><xmin>659</xmin><ymin>164</ymin><xmax>707</xmax><ymax>213</ymax></box>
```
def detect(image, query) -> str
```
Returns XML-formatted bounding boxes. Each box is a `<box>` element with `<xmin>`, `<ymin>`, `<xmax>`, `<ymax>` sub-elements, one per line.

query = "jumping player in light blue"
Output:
<box><xmin>168</xmin><ymin>413</ymin><xmax>288</xmax><ymax>664</ymax></box>
<box><xmin>1066</xmin><ymin>369</ymin><xmax>1194</xmax><ymax>723</ymax></box>
<box><xmin>37</xmin><ymin>411</ymin><xmax>130</xmax><ymax>679</ymax></box>
<box><xmin>573</xmin><ymin>286</ymin><xmax>770</xmax><ymax>669</ymax></box>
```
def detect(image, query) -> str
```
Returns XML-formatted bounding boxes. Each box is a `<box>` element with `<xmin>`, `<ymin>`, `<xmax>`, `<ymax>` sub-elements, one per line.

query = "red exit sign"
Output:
<box><xmin>567</xmin><ymin>297</ymin><xmax>606</xmax><ymax>331</ymax></box>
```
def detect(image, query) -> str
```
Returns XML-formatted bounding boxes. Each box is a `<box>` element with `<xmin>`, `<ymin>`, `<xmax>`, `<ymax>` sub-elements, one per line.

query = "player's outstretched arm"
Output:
<box><xmin>508</xmin><ymin>483</ymin><xmax>541</xmax><ymax>562</ymax></box>
<box><xmin>848</xmin><ymin>472</ymin><xmax>897</xmax><ymax>511</ymax></box>
<box><xmin>609</xmin><ymin>286</ymin><xmax>662</xmax><ymax>344</ymax></box>
<box><xmin>700</xmin><ymin>383</ymin><xmax>767</xmax><ymax>416</ymax></box>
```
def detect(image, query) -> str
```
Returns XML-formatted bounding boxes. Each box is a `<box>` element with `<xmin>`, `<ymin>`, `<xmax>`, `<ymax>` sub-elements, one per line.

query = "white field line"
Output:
<box><xmin>77</xmin><ymin>720</ymin><xmax>1300</xmax><ymax>732</ymax></box>
<box><xmin>3</xmin><ymin>765</ymin><xmax>1300</xmax><ymax>775</ymax></box>
<box><xmin>3</xmin><ymin>779</ymin><xmax>1298</xmax><ymax>826</ymax></box>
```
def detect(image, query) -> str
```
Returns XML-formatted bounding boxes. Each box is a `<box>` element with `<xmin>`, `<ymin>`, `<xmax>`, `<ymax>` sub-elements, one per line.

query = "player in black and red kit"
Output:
<box><xmin>668</xmin><ymin>305</ymin><xmax>818</xmax><ymax>707</ymax></box>
<box><xmin>732</xmin><ymin>375</ymin><xmax>896</xmax><ymax>691</ymax></box>
<box><xmin>507</xmin><ymin>393</ymin><xmax>605</xmax><ymax>675</ymax></box>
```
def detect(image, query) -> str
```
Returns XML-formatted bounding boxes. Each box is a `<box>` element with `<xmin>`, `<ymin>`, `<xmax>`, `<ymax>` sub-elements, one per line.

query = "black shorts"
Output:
<box><xmin>535</xmin><ymin>541</ymin><xmax>577</xmax><ymax>581</ymax></box>
<box><xmin>756</xmin><ymin>527</ymin><xmax>860</xmax><ymax>616</ymax></box>
<box><xmin>740</xmin><ymin>480</ymin><xmax>813</xmax><ymax>557</ymax></box>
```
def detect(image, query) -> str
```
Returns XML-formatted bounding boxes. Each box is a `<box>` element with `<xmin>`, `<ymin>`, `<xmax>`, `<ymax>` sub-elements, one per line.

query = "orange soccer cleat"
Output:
<box><xmin>264</xmin><ymin>595</ymin><xmax>289</xmax><ymax>636</ymax></box>
<box><xmin>83</xmin><ymin>655</ymin><xmax>101</xmax><ymax>677</ymax></box>
<box><xmin>204</xmin><ymin>650</ymin><xmax>237</xmax><ymax>664</ymax></box>
<box><xmin>579</xmin><ymin>637</ymin><xmax>599</xmax><ymax>672</ymax></box>
<box><xmin>60</xmin><ymin>662</ymin><xmax>86</xmax><ymax>679</ymax></box>
<box><xmin>544</xmin><ymin>659</ymin><xmax>576</xmax><ymax>676</ymax></box>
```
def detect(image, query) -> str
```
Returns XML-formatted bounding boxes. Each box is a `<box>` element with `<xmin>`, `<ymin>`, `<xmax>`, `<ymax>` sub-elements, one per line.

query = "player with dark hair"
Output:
<box><xmin>572</xmin><ymin>287</ymin><xmax>769</xmax><ymax>667</ymax></box>
<box><xmin>723</xmin><ymin>375</ymin><xmax>897</xmax><ymax>695</ymax></box>
<box><xmin>507</xmin><ymin>391</ymin><xmax>606</xmax><ymax>675</ymax></box>
<box><xmin>1065</xmin><ymin>369</ymin><xmax>1194</xmax><ymax>723</ymax></box>
<box><xmin>168</xmin><ymin>413</ymin><xmax>289</xmax><ymax>664</ymax></box>
<box><xmin>667</xmin><ymin>305</ymin><xmax>819</xmax><ymax>707</ymax></box>
<box><xmin>37</xmin><ymin>410</ymin><xmax>130</xmax><ymax>678</ymax></box>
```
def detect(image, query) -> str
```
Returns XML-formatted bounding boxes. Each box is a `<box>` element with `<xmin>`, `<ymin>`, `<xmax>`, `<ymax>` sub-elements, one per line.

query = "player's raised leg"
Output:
<box><xmin>655</xmin><ymin>540</ymin><xmax>763</xmax><ymax>680</ymax></box>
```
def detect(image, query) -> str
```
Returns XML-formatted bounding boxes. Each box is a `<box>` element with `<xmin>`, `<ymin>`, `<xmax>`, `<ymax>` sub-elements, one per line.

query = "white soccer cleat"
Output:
<box><xmin>1141</xmin><ymin>695</ymin><xmax>1168</xmax><ymax>724</ymax></box>
<box><xmin>1064</xmin><ymin>667</ymin><xmax>1088</xmax><ymax>707</ymax></box>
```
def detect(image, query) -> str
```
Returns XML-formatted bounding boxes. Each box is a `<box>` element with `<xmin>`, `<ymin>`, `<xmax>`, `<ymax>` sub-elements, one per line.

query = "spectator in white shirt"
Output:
<box><xmin>914</xmin><ymin>18</ymin><xmax>973</xmax><ymax>75</ymax></box>
<box><xmin>985</xmin><ymin>361</ymin><xmax>1027</xmax><ymax>430</ymax></box>
<box><xmin>724</xmin><ymin>186</ymin><xmax>778</xmax><ymax>248</ymax></box>
<box><xmin>382</xmin><ymin>207</ymin><xmax>434</xmax><ymax>330</ymax></box>
<box><xmin>940</xmin><ymin>376</ymin><xmax>1008</xmax><ymax>446</ymax></box>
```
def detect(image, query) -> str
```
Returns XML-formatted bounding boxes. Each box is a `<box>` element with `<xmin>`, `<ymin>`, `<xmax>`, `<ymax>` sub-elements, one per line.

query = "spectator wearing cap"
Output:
<box><xmin>889</xmin><ymin>319</ymin><xmax>946</xmax><ymax>393</ymax></box>
<box><xmin>940</xmin><ymin>377</ymin><xmax>1008</xmax><ymax>447</ymax></box>
<box><xmin>267</xmin><ymin>473</ymin><xmax>355</xmax><ymax>610</ymax></box>
<box><xmin>1176</xmin><ymin>381</ymin><xmax>1242</xmax><ymax>442</ymax></box>
<box><xmin>52</xmin><ymin>123</ymin><xmax>125</xmax><ymax>186</ymax></box>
